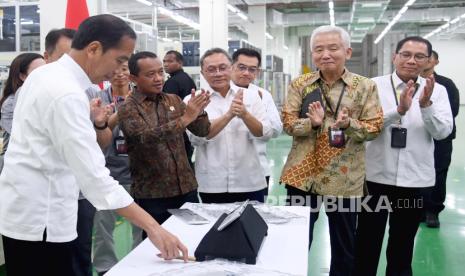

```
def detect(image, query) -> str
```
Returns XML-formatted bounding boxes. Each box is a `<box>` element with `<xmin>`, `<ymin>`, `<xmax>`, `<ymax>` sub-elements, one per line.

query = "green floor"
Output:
<box><xmin>1</xmin><ymin>107</ymin><xmax>464</xmax><ymax>276</ymax></box>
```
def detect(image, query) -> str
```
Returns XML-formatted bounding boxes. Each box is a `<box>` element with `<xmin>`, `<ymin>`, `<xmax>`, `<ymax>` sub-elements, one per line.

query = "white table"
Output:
<box><xmin>106</xmin><ymin>203</ymin><xmax>309</xmax><ymax>276</ymax></box>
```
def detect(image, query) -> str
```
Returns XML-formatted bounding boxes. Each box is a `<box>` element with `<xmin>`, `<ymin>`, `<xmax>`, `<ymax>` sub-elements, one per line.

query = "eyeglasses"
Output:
<box><xmin>204</xmin><ymin>64</ymin><xmax>230</xmax><ymax>75</ymax></box>
<box><xmin>235</xmin><ymin>64</ymin><xmax>259</xmax><ymax>74</ymax></box>
<box><xmin>397</xmin><ymin>51</ymin><xmax>429</xmax><ymax>62</ymax></box>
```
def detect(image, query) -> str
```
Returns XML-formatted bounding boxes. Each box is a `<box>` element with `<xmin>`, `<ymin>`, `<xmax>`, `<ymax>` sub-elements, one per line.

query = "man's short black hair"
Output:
<box><xmin>431</xmin><ymin>50</ymin><xmax>438</xmax><ymax>60</ymax></box>
<box><xmin>45</xmin><ymin>28</ymin><xmax>76</xmax><ymax>55</ymax></box>
<box><xmin>232</xmin><ymin>48</ymin><xmax>261</xmax><ymax>67</ymax></box>
<box><xmin>200</xmin><ymin>48</ymin><xmax>231</xmax><ymax>69</ymax></box>
<box><xmin>129</xmin><ymin>51</ymin><xmax>158</xmax><ymax>76</ymax></box>
<box><xmin>71</xmin><ymin>14</ymin><xmax>137</xmax><ymax>53</ymax></box>
<box><xmin>395</xmin><ymin>36</ymin><xmax>432</xmax><ymax>57</ymax></box>
<box><xmin>165</xmin><ymin>50</ymin><xmax>183</xmax><ymax>63</ymax></box>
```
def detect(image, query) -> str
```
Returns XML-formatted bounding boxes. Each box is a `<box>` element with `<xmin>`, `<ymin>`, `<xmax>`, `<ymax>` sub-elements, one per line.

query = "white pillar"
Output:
<box><xmin>198</xmin><ymin>0</ymin><xmax>228</xmax><ymax>56</ymax></box>
<box><xmin>246</xmin><ymin>5</ymin><xmax>266</xmax><ymax>68</ymax></box>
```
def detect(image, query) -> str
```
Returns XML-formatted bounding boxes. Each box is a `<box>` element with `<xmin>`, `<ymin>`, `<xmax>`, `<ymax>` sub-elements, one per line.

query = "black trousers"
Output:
<box><xmin>136</xmin><ymin>190</ymin><xmax>199</xmax><ymax>238</ymax></box>
<box><xmin>286</xmin><ymin>185</ymin><xmax>357</xmax><ymax>276</ymax></box>
<box><xmin>424</xmin><ymin>139</ymin><xmax>452</xmax><ymax>214</ymax></box>
<box><xmin>354</xmin><ymin>181</ymin><xmax>424</xmax><ymax>276</ymax></box>
<box><xmin>3</xmin><ymin>234</ymin><xmax>75</xmax><ymax>276</ymax></box>
<box><xmin>72</xmin><ymin>198</ymin><xmax>96</xmax><ymax>276</ymax></box>
<box><xmin>199</xmin><ymin>187</ymin><xmax>268</xmax><ymax>204</ymax></box>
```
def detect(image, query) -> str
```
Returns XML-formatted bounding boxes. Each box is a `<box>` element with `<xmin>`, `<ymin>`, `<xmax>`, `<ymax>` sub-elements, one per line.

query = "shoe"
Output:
<box><xmin>425</xmin><ymin>212</ymin><xmax>440</xmax><ymax>228</ymax></box>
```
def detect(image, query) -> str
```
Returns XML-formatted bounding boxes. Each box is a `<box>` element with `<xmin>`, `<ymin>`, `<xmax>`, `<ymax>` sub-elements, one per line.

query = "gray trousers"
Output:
<box><xmin>92</xmin><ymin>184</ymin><xmax>143</xmax><ymax>273</ymax></box>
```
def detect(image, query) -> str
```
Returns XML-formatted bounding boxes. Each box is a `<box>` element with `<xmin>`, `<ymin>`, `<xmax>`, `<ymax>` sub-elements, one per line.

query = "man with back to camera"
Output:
<box><xmin>185</xmin><ymin>47</ymin><xmax>273</xmax><ymax>204</ymax></box>
<box><xmin>118</xmin><ymin>51</ymin><xmax>210</xmax><ymax>228</ymax></box>
<box><xmin>420</xmin><ymin>50</ymin><xmax>460</xmax><ymax>228</ymax></box>
<box><xmin>0</xmin><ymin>14</ymin><xmax>188</xmax><ymax>276</ymax></box>
<box><xmin>163</xmin><ymin>50</ymin><xmax>197</xmax><ymax>169</ymax></box>
<box><xmin>354</xmin><ymin>36</ymin><xmax>453</xmax><ymax>276</ymax></box>
<box><xmin>280</xmin><ymin>25</ymin><xmax>383</xmax><ymax>276</ymax></box>
<box><xmin>230</xmin><ymin>48</ymin><xmax>282</xmax><ymax>191</ymax></box>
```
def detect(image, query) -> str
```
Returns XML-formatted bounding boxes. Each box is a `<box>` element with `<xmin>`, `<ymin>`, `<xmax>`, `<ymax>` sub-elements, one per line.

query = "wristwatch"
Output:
<box><xmin>93</xmin><ymin>121</ymin><xmax>108</xmax><ymax>130</ymax></box>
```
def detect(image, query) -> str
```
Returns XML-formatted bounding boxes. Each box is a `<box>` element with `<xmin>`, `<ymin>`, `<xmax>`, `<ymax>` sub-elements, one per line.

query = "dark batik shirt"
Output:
<box><xmin>118</xmin><ymin>91</ymin><xmax>210</xmax><ymax>198</ymax></box>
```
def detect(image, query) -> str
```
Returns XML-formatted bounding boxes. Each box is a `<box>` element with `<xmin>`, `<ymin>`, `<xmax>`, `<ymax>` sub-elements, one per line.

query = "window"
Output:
<box><xmin>19</xmin><ymin>5</ymin><xmax>39</xmax><ymax>51</ymax></box>
<box><xmin>0</xmin><ymin>6</ymin><xmax>16</xmax><ymax>52</ymax></box>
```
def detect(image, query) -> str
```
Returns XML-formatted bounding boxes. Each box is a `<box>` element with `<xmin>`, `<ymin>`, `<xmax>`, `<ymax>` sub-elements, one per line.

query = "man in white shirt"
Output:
<box><xmin>186</xmin><ymin>48</ymin><xmax>272</xmax><ymax>203</ymax></box>
<box><xmin>230</xmin><ymin>48</ymin><xmax>282</xmax><ymax>192</ymax></box>
<box><xmin>44</xmin><ymin>27</ymin><xmax>114</xmax><ymax>276</ymax></box>
<box><xmin>354</xmin><ymin>36</ymin><xmax>453</xmax><ymax>276</ymax></box>
<box><xmin>0</xmin><ymin>14</ymin><xmax>187</xmax><ymax>276</ymax></box>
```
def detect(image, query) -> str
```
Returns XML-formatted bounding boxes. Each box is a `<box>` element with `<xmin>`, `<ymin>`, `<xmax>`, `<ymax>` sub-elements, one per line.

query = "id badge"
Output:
<box><xmin>114</xmin><ymin>136</ymin><xmax>128</xmax><ymax>156</ymax></box>
<box><xmin>328</xmin><ymin>127</ymin><xmax>346</xmax><ymax>148</ymax></box>
<box><xmin>391</xmin><ymin>127</ymin><xmax>407</xmax><ymax>148</ymax></box>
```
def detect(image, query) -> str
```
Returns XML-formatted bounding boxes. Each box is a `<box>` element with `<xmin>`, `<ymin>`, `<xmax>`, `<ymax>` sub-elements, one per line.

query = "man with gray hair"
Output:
<box><xmin>280</xmin><ymin>25</ymin><xmax>383</xmax><ymax>275</ymax></box>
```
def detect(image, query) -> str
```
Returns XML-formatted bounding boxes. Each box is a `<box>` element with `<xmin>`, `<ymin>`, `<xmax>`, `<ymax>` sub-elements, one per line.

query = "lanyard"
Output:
<box><xmin>389</xmin><ymin>74</ymin><xmax>420</xmax><ymax>106</ymax></box>
<box><xmin>390</xmin><ymin>75</ymin><xmax>420</xmax><ymax>124</ymax></box>
<box><xmin>320</xmin><ymin>83</ymin><xmax>346</xmax><ymax>119</ymax></box>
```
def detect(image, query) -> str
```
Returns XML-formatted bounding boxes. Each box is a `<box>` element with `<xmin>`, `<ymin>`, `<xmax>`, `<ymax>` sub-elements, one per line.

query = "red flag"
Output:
<box><xmin>65</xmin><ymin>0</ymin><xmax>89</xmax><ymax>30</ymax></box>
<box><xmin>65</xmin><ymin>0</ymin><xmax>104</xmax><ymax>88</ymax></box>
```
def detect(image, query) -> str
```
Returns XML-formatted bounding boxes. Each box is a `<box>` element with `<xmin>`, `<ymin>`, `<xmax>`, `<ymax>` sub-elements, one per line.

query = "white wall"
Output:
<box><xmin>429</xmin><ymin>38</ymin><xmax>465</xmax><ymax>104</ymax></box>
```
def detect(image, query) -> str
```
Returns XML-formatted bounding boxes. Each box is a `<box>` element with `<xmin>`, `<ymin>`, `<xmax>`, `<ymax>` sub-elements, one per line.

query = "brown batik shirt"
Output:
<box><xmin>118</xmin><ymin>91</ymin><xmax>210</xmax><ymax>199</ymax></box>
<box><xmin>280</xmin><ymin>69</ymin><xmax>384</xmax><ymax>197</ymax></box>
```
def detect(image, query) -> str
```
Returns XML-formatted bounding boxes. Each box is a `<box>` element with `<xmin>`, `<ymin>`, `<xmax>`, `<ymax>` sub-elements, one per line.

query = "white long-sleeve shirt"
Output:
<box><xmin>247</xmin><ymin>83</ymin><xmax>282</xmax><ymax>177</ymax></box>
<box><xmin>185</xmin><ymin>82</ymin><xmax>272</xmax><ymax>193</ymax></box>
<box><xmin>0</xmin><ymin>54</ymin><xmax>133</xmax><ymax>242</ymax></box>
<box><xmin>366</xmin><ymin>72</ymin><xmax>453</xmax><ymax>188</ymax></box>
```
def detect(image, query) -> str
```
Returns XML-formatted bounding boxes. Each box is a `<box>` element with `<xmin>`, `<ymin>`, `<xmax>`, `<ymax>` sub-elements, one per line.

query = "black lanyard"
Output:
<box><xmin>320</xmin><ymin>83</ymin><xmax>346</xmax><ymax>119</ymax></box>
<box><xmin>390</xmin><ymin>75</ymin><xmax>420</xmax><ymax>124</ymax></box>
<box><xmin>389</xmin><ymin>75</ymin><xmax>420</xmax><ymax>106</ymax></box>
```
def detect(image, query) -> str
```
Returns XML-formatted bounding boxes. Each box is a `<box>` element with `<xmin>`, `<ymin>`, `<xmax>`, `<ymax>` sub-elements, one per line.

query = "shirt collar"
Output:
<box><xmin>133</xmin><ymin>89</ymin><xmax>164</xmax><ymax>104</ymax></box>
<box><xmin>57</xmin><ymin>54</ymin><xmax>93</xmax><ymax>92</ymax></box>
<box><xmin>316</xmin><ymin>67</ymin><xmax>352</xmax><ymax>86</ymax></box>
<box><xmin>392</xmin><ymin>71</ymin><xmax>423</xmax><ymax>89</ymax></box>
<box><xmin>169</xmin><ymin>69</ymin><xmax>184</xmax><ymax>76</ymax></box>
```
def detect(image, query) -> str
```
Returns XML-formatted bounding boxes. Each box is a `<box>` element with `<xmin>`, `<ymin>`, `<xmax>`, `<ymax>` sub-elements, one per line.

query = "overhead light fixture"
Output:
<box><xmin>20</xmin><ymin>20</ymin><xmax>34</xmax><ymax>25</ymax></box>
<box><xmin>374</xmin><ymin>0</ymin><xmax>417</xmax><ymax>44</ymax></box>
<box><xmin>227</xmin><ymin>4</ymin><xmax>239</xmax><ymax>13</ymax></box>
<box><xmin>361</xmin><ymin>2</ymin><xmax>383</xmax><ymax>8</ymax></box>
<box><xmin>329</xmin><ymin>1</ymin><xmax>335</xmax><ymax>26</ymax></box>
<box><xmin>424</xmin><ymin>13</ymin><xmax>465</xmax><ymax>39</ymax></box>
<box><xmin>159</xmin><ymin>37</ymin><xmax>173</xmax><ymax>42</ymax></box>
<box><xmin>227</xmin><ymin>4</ymin><xmax>249</xmax><ymax>22</ymax></box>
<box><xmin>283</xmin><ymin>45</ymin><xmax>289</xmax><ymax>50</ymax></box>
<box><xmin>357</xmin><ymin>17</ymin><xmax>375</xmax><ymax>23</ymax></box>
<box><xmin>265</xmin><ymin>32</ymin><xmax>274</xmax><ymax>39</ymax></box>
<box><xmin>135</xmin><ymin>0</ymin><xmax>152</xmax><ymax>6</ymax></box>
<box><xmin>158</xmin><ymin>6</ymin><xmax>200</xmax><ymax>30</ymax></box>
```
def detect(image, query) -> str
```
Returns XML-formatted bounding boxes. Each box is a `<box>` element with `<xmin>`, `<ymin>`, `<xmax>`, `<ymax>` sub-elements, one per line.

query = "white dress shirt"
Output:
<box><xmin>185</xmin><ymin>82</ymin><xmax>272</xmax><ymax>193</ymax></box>
<box><xmin>366</xmin><ymin>72</ymin><xmax>453</xmax><ymax>188</ymax></box>
<box><xmin>0</xmin><ymin>54</ymin><xmax>133</xmax><ymax>242</ymax></box>
<box><xmin>247</xmin><ymin>83</ymin><xmax>282</xmax><ymax>177</ymax></box>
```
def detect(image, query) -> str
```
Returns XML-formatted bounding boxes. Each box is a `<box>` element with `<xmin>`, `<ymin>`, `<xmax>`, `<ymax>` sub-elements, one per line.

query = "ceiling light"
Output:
<box><xmin>227</xmin><ymin>4</ymin><xmax>249</xmax><ymax>22</ymax></box>
<box><xmin>237</xmin><ymin>12</ymin><xmax>248</xmax><ymax>21</ymax></box>
<box><xmin>357</xmin><ymin>17</ymin><xmax>375</xmax><ymax>23</ymax></box>
<box><xmin>283</xmin><ymin>45</ymin><xmax>289</xmax><ymax>50</ymax></box>
<box><xmin>136</xmin><ymin>0</ymin><xmax>152</xmax><ymax>6</ymax></box>
<box><xmin>329</xmin><ymin>1</ymin><xmax>335</xmax><ymax>26</ymax></box>
<box><xmin>361</xmin><ymin>2</ymin><xmax>383</xmax><ymax>8</ymax></box>
<box><xmin>265</xmin><ymin>32</ymin><xmax>274</xmax><ymax>39</ymax></box>
<box><xmin>158</xmin><ymin>6</ymin><xmax>200</xmax><ymax>30</ymax></box>
<box><xmin>374</xmin><ymin>0</ymin><xmax>417</xmax><ymax>44</ymax></box>
<box><xmin>227</xmin><ymin>4</ymin><xmax>239</xmax><ymax>13</ymax></box>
